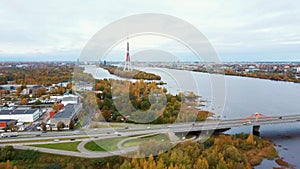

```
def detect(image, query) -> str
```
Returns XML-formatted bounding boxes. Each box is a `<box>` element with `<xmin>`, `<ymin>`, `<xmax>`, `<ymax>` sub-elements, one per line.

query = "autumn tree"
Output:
<box><xmin>42</xmin><ymin>123</ymin><xmax>47</xmax><ymax>132</ymax></box>
<box><xmin>36</xmin><ymin>87</ymin><xmax>46</xmax><ymax>96</ymax></box>
<box><xmin>52</xmin><ymin>102</ymin><xmax>59</xmax><ymax>112</ymax></box>
<box><xmin>21</xmin><ymin>98</ymin><xmax>28</xmax><ymax>105</ymax></box>
<box><xmin>16</xmin><ymin>87</ymin><xmax>22</xmax><ymax>96</ymax></box>
<box><xmin>69</xmin><ymin>120</ymin><xmax>74</xmax><ymax>130</ymax></box>
<box><xmin>193</xmin><ymin>157</ymin><xmax>209</xmax><ymax>169</ymax></box>
<box><xmin>57</xmin><ymin>121</ymin><xmax>65</xmax><ymax>131</ymax></box>
<box><xmin>246</xmin><ymin>133</ymin><xmax>256</xmax><ymax>145</ymax></box>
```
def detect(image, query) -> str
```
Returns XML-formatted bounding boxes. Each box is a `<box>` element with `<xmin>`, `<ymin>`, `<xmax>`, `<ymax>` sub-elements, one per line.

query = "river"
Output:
<box><xmin>83</xmin><ymin>65</ymin><xmax>300</xmax><ymax>168</ymax></box>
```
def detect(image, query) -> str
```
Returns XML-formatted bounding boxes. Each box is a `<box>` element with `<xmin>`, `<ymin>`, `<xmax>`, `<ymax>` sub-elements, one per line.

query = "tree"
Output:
<box><xmin>193</xmin><ymin>157</ymin><xmax>209</xmax><ymax>169</ymax></box>
<box><xmin>52</xmin><ymin>102</ymin><xmax>59</xmax><ymax>112</ymax></box>
<box><xmin>16</xmin><ymin>87</ymin><xmax>22</xmax><ymax>96</ymax></box>
<box><xmin>44</xmin><ymin>163</ymin><xmax>61</xmax><ymax>169</ymax></box>
<box><xmin>66</xmin><ymin>163</ymin><xmax>74</xmax><ymax>169</ymax></box>
<box><xmin>246</xmin><ymin>133</ymin><xmax>256</xmax><ymax>145</ymax></box>
<box><xmin>120</xmin><ymin>160</ymin><xmax>132</xmax><ymax>169</ymax></box>
<box><xmin>56</xmin><ymin>122</ymin><xmax>65</xmax><ymax>131</ymax></box>
<box><xmin>9</xmin><ymin>123</ymin><xmax>18</xmax><ymax>132</ymax></box>
<box><xmin>6</xmin><ymin>160</ymin><xmax>12</xmax><ymax>169</ymax></box>
<box><xmin>69</xmin><ymin>120</ymin><xmax>74</xmax><ymax>130</ymax></box>
<box><xmin>21</xmin><ymin>98</ymin><xmax>28</xmax><ymax>105</ymax></box>
<box><xmin>36</xmin><ymin>87</ymin><xmax>46</xmax><ymax>96</ymax></box>
<box><xmin>34</xmin><ymin>100</ymin><xmax>42</xmax><ymax>105</ymax></box>
<box><xmin>41</xmin><ymin>123</ymin><xmax>47</xmax><ymax>132</ymax></box>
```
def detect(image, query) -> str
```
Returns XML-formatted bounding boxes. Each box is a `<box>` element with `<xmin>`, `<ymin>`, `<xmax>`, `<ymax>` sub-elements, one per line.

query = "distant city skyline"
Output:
<box><xmin>0</xmin><ymin>0</ymin><xmax>300</xmax><ymax>62</ymax></box>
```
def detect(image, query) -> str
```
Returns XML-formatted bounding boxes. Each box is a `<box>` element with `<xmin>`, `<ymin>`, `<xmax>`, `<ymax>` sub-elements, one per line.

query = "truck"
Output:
<box><xmin>0</xmin><ymin>132</ymin><xmax>18</xmax><ymax>138</ymax></box>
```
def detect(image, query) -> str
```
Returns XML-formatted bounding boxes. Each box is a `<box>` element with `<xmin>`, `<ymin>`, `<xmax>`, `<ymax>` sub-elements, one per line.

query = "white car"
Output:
<box><xmin>243</xmin><ymin>121</ymin><xmax>252</xmax><ymax>125</ymax></box>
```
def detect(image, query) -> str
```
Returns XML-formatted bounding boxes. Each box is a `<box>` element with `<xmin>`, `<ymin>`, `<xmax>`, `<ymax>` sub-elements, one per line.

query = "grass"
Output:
<box><xmin>89</xmin><ymin>122</ymin><xmax>125</xmax><ymax>128</ymax></box>
<box><xmin>29</xmin><ymin>141</ymin><xmax>81</xmax><ymax>152</ymax></box>
<box><xmin>75</xmin><ymin>115</ymin><xmax>87</xmax><ymax>128</ymax></box>
<box><xmin>84</xmin><ymin>137</ymin><xmax>126</xmax><ymax>152</ymax></box>
<box><xmin>123</xmin><ymin>134</ymin><xmax>169</xmax><ymax>148</ymax></box>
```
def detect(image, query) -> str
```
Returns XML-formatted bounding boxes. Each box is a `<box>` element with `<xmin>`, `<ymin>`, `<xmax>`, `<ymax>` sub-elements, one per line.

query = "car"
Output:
<box><xmin>53</xmin><ymin>139</ymin><xmax>60</xmax><ymax>142</ymax></box>
<box><xmin>243</xmin><ymin>121</ymin><xmax>251</xmax><ymax>125</ymax></box>
<box><xmin>147</xmin><ymin>126</ymin><xmax>151</xmax><ymax>129</ymax></box>
<box><xmin>279</xmin><ymin>117</ymin><xmax>282</xmax><ymax>119</ymax></box>
<box><xmin>124</xmin><ymin>126</ymin><xmax>129</xmax><ymax>129</ymax></box>
<box><xmin>117</xmin><ymin>134</ymin><xmax>121</xmax><ymax>136</ymax></box>
<box><xmin>167</xmin><ymin>125</ymin><xmax>173</xmax><ymax>128</ymax></box>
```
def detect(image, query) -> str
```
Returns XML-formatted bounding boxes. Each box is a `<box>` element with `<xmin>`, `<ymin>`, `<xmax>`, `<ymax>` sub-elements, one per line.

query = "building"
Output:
<box><xmin>61</xmin><ymin>94</ymin><xmax>80</xmax><ymax>106</ymax></box>
<box><xmin>292</xmin><ymin>67</ymin><xmax>300</xmax><ymax>73</ymax></box>
<box><xmin>50</xmin><ymin>93</ymin><xmax>80</xmax><ymax>106</ymax></box>
<box><xmin>0</xmin><ymin>84</ymin><xmax>43</xmax><ymax>93</ymax></box>
<box><xmin>0</xmin><ymin>108</ymin><xmax>42</xmax><ymax>122</ymax></box>
<box><xmin>0</xmin><ymin>119</ymin><xmax>17</xmax><ymax>129</ymax></box>
<box><xmin>50</xmin><ymin>103</ymin><xmax>82</xmax><ymax>129</ymax></box>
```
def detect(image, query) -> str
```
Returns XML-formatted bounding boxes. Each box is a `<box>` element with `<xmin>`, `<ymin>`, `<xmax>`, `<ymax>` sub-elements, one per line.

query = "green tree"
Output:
<box><xmin>120</xmin><ymin>160</ymin><xmax>132</xmax><ymax>169</ymax></box>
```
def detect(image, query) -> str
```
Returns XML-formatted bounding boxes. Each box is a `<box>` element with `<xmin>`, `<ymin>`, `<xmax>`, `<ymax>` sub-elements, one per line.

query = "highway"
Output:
<box><xmin>1</xmin><ymin>114</ymin><xmax>300</xmax><ymax>158</ymax></box>
<box><xmin>2</xmin><ymin>114</ymin><xmax>300</xmax><ymax>142</ymax></box>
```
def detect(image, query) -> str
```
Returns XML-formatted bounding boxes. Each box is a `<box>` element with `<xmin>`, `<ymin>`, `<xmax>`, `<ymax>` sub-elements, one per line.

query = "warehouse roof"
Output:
<box><xmin>52</xmin><ymin>104</ymin><xmax>81</xmax><ymax>119</ymax></box>
<box><xmin>0</xmin><ymin>109</ymin><xmax>38</xmax><ymax>115</ymax></box>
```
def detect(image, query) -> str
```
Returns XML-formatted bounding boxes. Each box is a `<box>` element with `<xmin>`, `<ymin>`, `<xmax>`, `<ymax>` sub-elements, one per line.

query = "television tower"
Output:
<box><xmin>123</xmin><ymin>37</ymin><xmax>131</xmax><ymax>71</ymax></box>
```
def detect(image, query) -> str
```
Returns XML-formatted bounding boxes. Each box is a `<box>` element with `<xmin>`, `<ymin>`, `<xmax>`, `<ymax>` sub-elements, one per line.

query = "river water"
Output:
<box><xmin>83</xmin><ymin>65</ymin><xmax>300</xmax><ymax>168</ymax></box>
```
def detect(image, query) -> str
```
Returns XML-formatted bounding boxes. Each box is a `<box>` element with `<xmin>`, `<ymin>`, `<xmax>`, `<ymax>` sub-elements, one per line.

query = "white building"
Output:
<box><xmin>292</xmin><ymin>67</ymin><xmax>300</xmax><ymax>73</ymax></box>
<box><xmin>61</xmin><ymin>94</ymin><xmax>79</xmax><ymax>106</ymax></box>
<box><xmin>0</xmin><ymin>108</ymin><xmax>42</xmax><ymax>122</ymax></box>
<box><xmin>50</xmin><ymin>94</ymin><xmax>79</xmax><ymax>106</ymax></box>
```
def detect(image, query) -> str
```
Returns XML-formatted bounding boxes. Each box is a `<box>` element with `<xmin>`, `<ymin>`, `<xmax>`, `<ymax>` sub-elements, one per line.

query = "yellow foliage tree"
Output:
<box><xmin>21</xmin><ymin>98</ymin><xmax>28</xmax><ymax>105</ymax></box>
<box><xmin>193</xmin><ymin>157</ymin><xmax>209</xmax><ymax>169</ymax></box>
<box><xmin>246</xmin><ymin>133</ymin><xmax>256</xmax><ymax>145</ymax></box>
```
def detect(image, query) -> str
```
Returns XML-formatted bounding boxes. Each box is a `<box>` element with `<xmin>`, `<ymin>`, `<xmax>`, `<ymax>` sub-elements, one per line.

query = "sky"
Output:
<box><xmin>0</xmin><ymin>0</ymin><xmax>300</xmax><ymax>62</ymax></box>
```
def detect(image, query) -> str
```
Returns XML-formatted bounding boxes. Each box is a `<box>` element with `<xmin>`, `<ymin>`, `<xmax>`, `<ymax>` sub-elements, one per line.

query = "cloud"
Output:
<box><xmin>0</xmin><ymin>0</ymin><xmax>299</xmax><ymax>61</ymax></box>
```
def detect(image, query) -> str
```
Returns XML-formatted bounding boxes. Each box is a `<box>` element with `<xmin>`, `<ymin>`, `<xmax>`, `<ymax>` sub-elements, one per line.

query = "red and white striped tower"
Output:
<box><xmin>123</xmin><ymin>38</ymin><xmax>131</xmax><ymax>71</ymax></box>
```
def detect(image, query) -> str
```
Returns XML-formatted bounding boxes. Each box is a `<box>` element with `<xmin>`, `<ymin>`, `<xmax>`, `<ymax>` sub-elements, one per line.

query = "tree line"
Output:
<box><xmin>91</xmin><ymin>79</ymin><xmax>211</xmax><ymax>124</ymax></box>
<box><xmin>0</xmin><ymin>63</ymin><xmax>74</xmax><ymax>86</ymax></box>
<box><xmin>0</xmin><ymin>133</ymin><xmax>279</xmax><ymax>169</ymax></box>
<box><xmin>100</xmin><ymin>65</ymin><xmax>161</xmax><ymax>80</ymax></box>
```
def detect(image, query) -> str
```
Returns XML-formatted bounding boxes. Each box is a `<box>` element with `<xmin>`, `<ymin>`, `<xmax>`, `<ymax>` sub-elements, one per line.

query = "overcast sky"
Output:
<box><xmin>0</xmin><ymin>0</ymin><xmax>299</xmax><ymax>62</ymax></box>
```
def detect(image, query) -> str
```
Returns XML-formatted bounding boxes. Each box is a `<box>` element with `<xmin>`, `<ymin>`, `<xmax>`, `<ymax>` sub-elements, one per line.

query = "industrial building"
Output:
<box><xmin>0</xmin><ymin>108</ymin><xmax>42</xmax><ymax>122</ymax></box>
<box><xmin>50</xmin><ymin>103</ymin><xmax>82</xmax><ymax>129</ymax></box>
<box><xmin>0</xmin><ymin>119</ymin><xmax>17</xmax><ymax>129</ymax></box>
<box><xmin>50</xmin><ymin>93</ymin><xmax>80</xmax><ymax>106</ymax></box>
<box><xmin>61</xmin><ymin>94</ymin><xmax>80</xmax><ymax>106</ymax></box>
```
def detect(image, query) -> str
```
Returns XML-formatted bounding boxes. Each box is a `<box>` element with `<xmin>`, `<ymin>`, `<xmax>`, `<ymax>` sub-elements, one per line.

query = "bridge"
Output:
<box><xmin>167</xmin><ymin>113</ymin><xmax>300</xmax><ymax>136</ymax></box>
